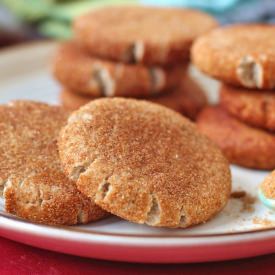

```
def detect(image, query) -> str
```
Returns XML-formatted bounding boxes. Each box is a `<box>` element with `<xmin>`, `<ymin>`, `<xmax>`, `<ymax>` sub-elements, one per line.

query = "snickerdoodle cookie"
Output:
<box><xmin>192</xmin><ymin>24</ymin><xmax>275</xmax><ymax>89</ymax></box>
<box><xmin>53</xmin><ymin>42</ymin><xmax>184</xmax><ymax>97</ymax></box>
<box><xmin>58</xmin><ymin>98</ymin><xmax>231</xmax><ymax>228</ymax></box>
<box><xmin>260</xmin><ymin>170</ymin><xmax>275</xmax><ymax>199</ymax></box>
<box><xmin>60</xmin><ymin>72</ymin><xmax>207</xmax><ymax>119</ymax></box>
<box><xmin>74</xmin><ymin>6</ymin><xmax>218</xmax><ymax>65</ymax></box>
<box><xmin>0</xmin><ymin>101</ymin><xmax>106</xmax><ymax>225</ymax></box>
<box><xmin>197</xmin><ymin>106</ymin><xmax>275</xmax><ymax>170</ymax></box>
<box><xmin>220</xmin><ymin>84</ymin><xmax>275</xmax><ymax>131</ymax></box>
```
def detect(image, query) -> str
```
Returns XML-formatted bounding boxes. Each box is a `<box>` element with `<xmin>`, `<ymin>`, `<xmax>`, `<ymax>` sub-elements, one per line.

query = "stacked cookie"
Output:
<box><xmin>53</xmin><ymin>6</ymin><xmax>219</xmax><ymax>120</ymax></box>
<box><xmin>0</xmin><ymin>99</ymin><xmax>232</xmax><ymax>227</ymax></box>
<box><xmin>192</xmin><ymin>24</ymin><xmax>275</xmax><ymax>170</ymax></box>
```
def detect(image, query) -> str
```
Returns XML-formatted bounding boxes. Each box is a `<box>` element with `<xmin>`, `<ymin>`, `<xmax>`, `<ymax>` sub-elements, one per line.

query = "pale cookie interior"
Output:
<box><xmin>237</xmin><ymin>55</ymin><xmax>263</xmax><ymax>88</ymax></box>
<box><xmin>150</xmin><ymin>68</ymin><xmax>166</xmax><ymax>93</ymax></box>
<box><xmin>145</xmin><ymin>195</ymin><xmax>161</xmax><ymax>226</ymax></box>
<box><xmin>124</xmin><ymin>41</ymin><xmax>145</xmax><ymax>63</ymax></box>
<box><xmin>90</xmin><ymin>64</ymin><xmax>115</xmax><ymax>97</ymax></box>
<box><xmin>3</xmin><ymin>171</ymin><xmax>98</xmax><ymax>225</ymax></box>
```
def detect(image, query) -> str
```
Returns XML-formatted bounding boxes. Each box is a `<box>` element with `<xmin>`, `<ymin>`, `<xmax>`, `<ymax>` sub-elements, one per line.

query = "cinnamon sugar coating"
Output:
<box><xmin>0</xmin><ymin>101</ymin><xmax>106</xmax><ymax>225</ymax></box>
<box><xmin>74</xmin><ymin>6</ymin><xmax>218</xmax><ymax>65</ymax></box>
<box><xmin>53</xmin><ymin>42</ymin><xmax>185</xmax><ymax>97</ymax></box>
<box><xmin>261</xmin><ymin>170</ymin><xmax>275</xmax><ymax>199</ymax></box>
<box><xmin>59</xmin><ymin>98</ymin><xmax>231</xmax><ymax>228</ymax></box>
<box><xmin>192</xmin><ymin>24</ymin><xmax>275</xmax><ymax>89</ymax></box>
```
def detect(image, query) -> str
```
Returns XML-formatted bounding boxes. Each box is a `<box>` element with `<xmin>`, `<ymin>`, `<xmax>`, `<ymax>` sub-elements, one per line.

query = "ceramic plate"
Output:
<box><xmin>0</xmin><ymin>42</ymin><xmax>275</xmax><ymax>263</ymax></box>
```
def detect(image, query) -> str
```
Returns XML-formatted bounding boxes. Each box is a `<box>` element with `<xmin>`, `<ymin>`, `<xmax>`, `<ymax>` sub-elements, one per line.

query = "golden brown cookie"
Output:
<box><xmin>60</xmin><ymin>72</ymin><xmax>207</xmax><ymax>120</ymax></box>
<box><xmin>196</xmin><ymin>106</ymin><xmax>275</xmax><ymax>170</ymax></box>
<box><xmin>58</xmin><ymin>98</ymin><xmax>231</xmax><ymax>228</ymax></box>
<box><xmin>0</xmin><ymin>101</ymin><xmax>106</xmax><ymax>225</ymax></box>
<box><xmin>74</xmin><ymin>6</ymin><xmax>218</xmax><ymax>65</ymax></box>
<box><xmin>192</xmin><ymin>24</ymin><xmax>275</xmax><ymax>89</ymax></box>
<box><xmin>260</xmin><ymin>170</ymin><xmax>275</xmax><ymax>199</ymax></box>
<box><xmin>220</xmin><ymin>84</ymin><xmax>275</xmax><ymax>131</ymax></box>
<box><xmin>53</xmin><ymin>42</ymin><xmax>185</xmax><ymax>97</ymax></box>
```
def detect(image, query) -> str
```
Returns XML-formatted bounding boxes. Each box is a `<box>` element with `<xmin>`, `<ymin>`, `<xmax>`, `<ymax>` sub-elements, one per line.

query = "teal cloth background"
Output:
<box><xmin>1</xmin><ymin>0</ymin><xmax>275</xmax><ymax>39</ymax></box>
<box><xmin>142</xmin><ymin>0</ymin><xmax>240</xmax><ymax>11</ymax></box>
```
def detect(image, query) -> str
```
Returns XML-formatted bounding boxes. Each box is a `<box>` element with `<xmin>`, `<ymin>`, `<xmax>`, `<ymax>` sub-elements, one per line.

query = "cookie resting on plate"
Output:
<box><xmin>58</xmin><ymin>98</ymin><xmax>231</xmax><ymax>228</ymax></box>
<box><xmin>0</xmin><ymin>101</ymin><xmax>107</xmax><ymax>225</ymax></box>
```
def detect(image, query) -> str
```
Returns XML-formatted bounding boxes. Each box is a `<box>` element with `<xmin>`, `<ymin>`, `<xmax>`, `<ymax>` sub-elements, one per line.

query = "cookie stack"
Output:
<box><xmin>192</xmin><ymin>24</ymin><xmax>275</xmax><ymax>170</ymax></box>
<box><xmin>53</xmin><ymin>6</ymin><xmax>218</xmax><ymax>120</ymax></box>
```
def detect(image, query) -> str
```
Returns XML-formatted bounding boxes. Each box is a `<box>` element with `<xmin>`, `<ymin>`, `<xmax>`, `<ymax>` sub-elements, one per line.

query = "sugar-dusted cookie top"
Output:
<box><xmin>74</xmin><ymin>6</ymin><xmax>218</xmax><ymax>65</ymax></box>
<box><xmin>192</xmin><ymin>24</ymin><xmax>275</xmax><ymax>89</ymax></box>
<box><xmin>0</xmin><ymin>101</ymin><xmax>107</xmax><ymax>225</ymax></box>
<box><xmin>59</xmin><ymin>98</ymin><xmax>231</xmax><ymax>228</ymax></box>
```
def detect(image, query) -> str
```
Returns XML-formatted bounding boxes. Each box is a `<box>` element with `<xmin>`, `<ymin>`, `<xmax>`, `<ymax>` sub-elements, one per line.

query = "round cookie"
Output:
<box><xmin>60</xmin><ymin>73</ymin><xmax>207</xmax><ymax>120</ymax></box>
<box><xmin>192</xmin><ymin>24</ymin><xmax>275</xmax><ymax>89</ymax></box>
<box><xmin>53</xmin><ymin>42</ymin><xmax>185</xmax><ymax>97</ymax></box>
<box><xmin>196</xmin><ymin>106</ymin><xmax>275</xmax><ymax>170</ymax></box>
<box><xmin>220</xmin><ymin>84</ymin><xmax>275</xmax><ymax>131</ymax></box>
<box><xmin>0</xmin><ymin>101</ymin><xmax>107</xmax><ymax>225</ymax></box>
<box><xmin>74</xmin><ymin>6</ymin><xmax>218</xmax><ymax>66</ymax></box>
<box><xmin>58</xmin><ymin>98</ymin><xmax>231</xmax><ymax>228</ymax></box>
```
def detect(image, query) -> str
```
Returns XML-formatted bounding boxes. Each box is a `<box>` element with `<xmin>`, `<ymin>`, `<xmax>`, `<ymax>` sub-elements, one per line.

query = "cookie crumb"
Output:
<box><xmin>231</xmin><ymin>190</ymin><xmax>246</xmax><ymax>198</ymax></box>
<box><xmin>231</xmin><ymin>190</ymin><xmax>255</xmax><ymax>213</ymax></box>
<box><xmin>242</xmin><ymin>194</ymin><xmax>256</xmax><ymax>213</ymax></box>
<box><xmin>253</xmin><ymin>217</ymin><xmax>275</xmax><ymax>227</ymax></box>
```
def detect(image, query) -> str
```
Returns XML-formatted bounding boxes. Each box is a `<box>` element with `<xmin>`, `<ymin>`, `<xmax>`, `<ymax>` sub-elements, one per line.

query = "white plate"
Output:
<box><xmin>0</xmin><ymin>42</ymin><xmax>275</xmax><ymax>263</ymax></box>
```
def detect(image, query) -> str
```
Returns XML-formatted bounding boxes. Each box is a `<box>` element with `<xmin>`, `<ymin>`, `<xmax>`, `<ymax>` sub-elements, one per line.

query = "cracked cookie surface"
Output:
<box><xmin>59</xmin><ymin>98</ymin><xmax>231</xmax><ymax>228</ymax></box>
<box><xmin>74</xmin><ymin>6</ymin><xmax>218</xmax><ymax>65</ymax></box>
<box><xmin>53</xmin><ymin>42</ymin><xmax>185</xmax><ymax>97</ymax></box>
<box><xmin>192</xmin><ymin>24</ymin><xmax>275</xmax><ymax>89</ymax></box>
<box><xmin>60</xmin><ymin>71</ymin><xmax>207</xmax><ymax>120</ymax></box>
<box><xmin>0</xmin><ymin>101</ymin><xmax>107</xmax><ymax>225</ymax></box>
